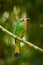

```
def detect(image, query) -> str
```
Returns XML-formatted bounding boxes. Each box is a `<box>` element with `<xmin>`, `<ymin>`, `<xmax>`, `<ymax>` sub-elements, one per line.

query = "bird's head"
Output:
<box><xmin>20</xmin><ymin>18</ymin><xmax>31</xmax><ymax>24</ymax></box>
<box><xmin>20</xmin><ymin>18</ymin><xmax>31</xmax><ymax>30</ymax></box>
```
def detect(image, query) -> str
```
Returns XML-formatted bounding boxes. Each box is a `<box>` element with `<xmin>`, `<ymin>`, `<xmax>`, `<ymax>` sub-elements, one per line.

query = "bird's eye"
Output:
<box><xmin>20</xmin><ymin>18</ymin><xmax>24</xmax><ymax>22</ymax></box>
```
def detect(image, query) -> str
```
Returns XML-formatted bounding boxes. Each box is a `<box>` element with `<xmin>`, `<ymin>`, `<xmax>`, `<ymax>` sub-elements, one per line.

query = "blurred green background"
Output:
<box><xmin>0</xmin><ymin>0</ymin><xmax>43</xmax><ymax>65</ymax></box>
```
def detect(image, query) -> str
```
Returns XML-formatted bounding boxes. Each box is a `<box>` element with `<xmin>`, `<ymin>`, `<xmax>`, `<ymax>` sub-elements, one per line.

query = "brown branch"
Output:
<box><xmin>0</xmin><ymin>25</ymin><xmax>43</xmax><ymax>54</ymax></box>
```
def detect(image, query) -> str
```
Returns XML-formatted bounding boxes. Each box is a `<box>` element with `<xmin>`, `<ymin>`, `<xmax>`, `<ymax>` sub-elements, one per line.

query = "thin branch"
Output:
<box><xmin>0</xmin><ymin>25</ymin><xmax>43</xmax><ymax>54</ymax></box>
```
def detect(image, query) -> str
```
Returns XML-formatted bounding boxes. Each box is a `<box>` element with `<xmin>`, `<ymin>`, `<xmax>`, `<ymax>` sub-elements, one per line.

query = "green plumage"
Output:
<box><xmin>13</xmin><ymin>21</ymin><xmax>25</xmax><ymax>57</ymax></box>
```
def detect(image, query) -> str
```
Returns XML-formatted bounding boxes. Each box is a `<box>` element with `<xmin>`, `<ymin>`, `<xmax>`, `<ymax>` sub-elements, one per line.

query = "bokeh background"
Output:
<box><xmin>0</xmin><ymin>0</ymin><xmax>43</xmax><ymax>65</ymax></box>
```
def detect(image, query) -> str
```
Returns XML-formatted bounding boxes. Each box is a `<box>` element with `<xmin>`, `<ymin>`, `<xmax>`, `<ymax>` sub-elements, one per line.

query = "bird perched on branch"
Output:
<box><xmin>13</xmin><ymin>18</ymin><xmax>30</xmax><ymax>58</ymax></box>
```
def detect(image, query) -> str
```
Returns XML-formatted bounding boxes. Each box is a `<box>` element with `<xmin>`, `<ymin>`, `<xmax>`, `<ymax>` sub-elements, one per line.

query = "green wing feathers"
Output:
<box><xmin>13</xmin><ymin>22</ymin><xmax>25</xmax><ymax>57</ymax></box>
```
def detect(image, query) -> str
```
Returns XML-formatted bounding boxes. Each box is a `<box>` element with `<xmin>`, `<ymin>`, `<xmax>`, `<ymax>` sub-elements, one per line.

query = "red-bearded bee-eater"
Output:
<box><xmin>13</xmin><ymin>18</ymin><xmax>30</xmax><ymax>58</ymax></box>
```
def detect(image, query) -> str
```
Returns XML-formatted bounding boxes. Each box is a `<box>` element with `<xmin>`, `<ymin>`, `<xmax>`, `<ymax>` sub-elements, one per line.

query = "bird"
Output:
<box><xmin>13</xmin><ymin>18</ymin><xmax>30</xmax><ymax>58</ymax></box>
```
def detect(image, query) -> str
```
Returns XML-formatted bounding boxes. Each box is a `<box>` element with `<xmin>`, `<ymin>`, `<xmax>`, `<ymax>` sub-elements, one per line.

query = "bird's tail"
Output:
<box><xmin>14</xmin><ymin>40</ymin><xmax>21</xmax><ymax>58</ymax></box>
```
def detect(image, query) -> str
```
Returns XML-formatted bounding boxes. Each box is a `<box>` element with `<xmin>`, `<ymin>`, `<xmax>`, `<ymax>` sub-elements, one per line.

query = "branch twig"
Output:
<box><xmin>0</xmin><ymin>25</ymin><xmax>43</xmax><ymax>54</ymax></box>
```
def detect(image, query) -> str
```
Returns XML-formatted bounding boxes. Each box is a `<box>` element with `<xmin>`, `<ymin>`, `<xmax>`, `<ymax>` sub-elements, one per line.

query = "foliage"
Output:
<box><xmin>0</xmin><ymin>0</ymin><xmax>43</xmax><ymax>65</ymax></box>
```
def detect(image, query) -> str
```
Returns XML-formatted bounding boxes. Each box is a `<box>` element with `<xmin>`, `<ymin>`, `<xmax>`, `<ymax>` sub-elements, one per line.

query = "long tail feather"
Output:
<box><xmin>14</xmin><ymin>40</ymin><xmax>21</xmax><ymax>58</ymax></box>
